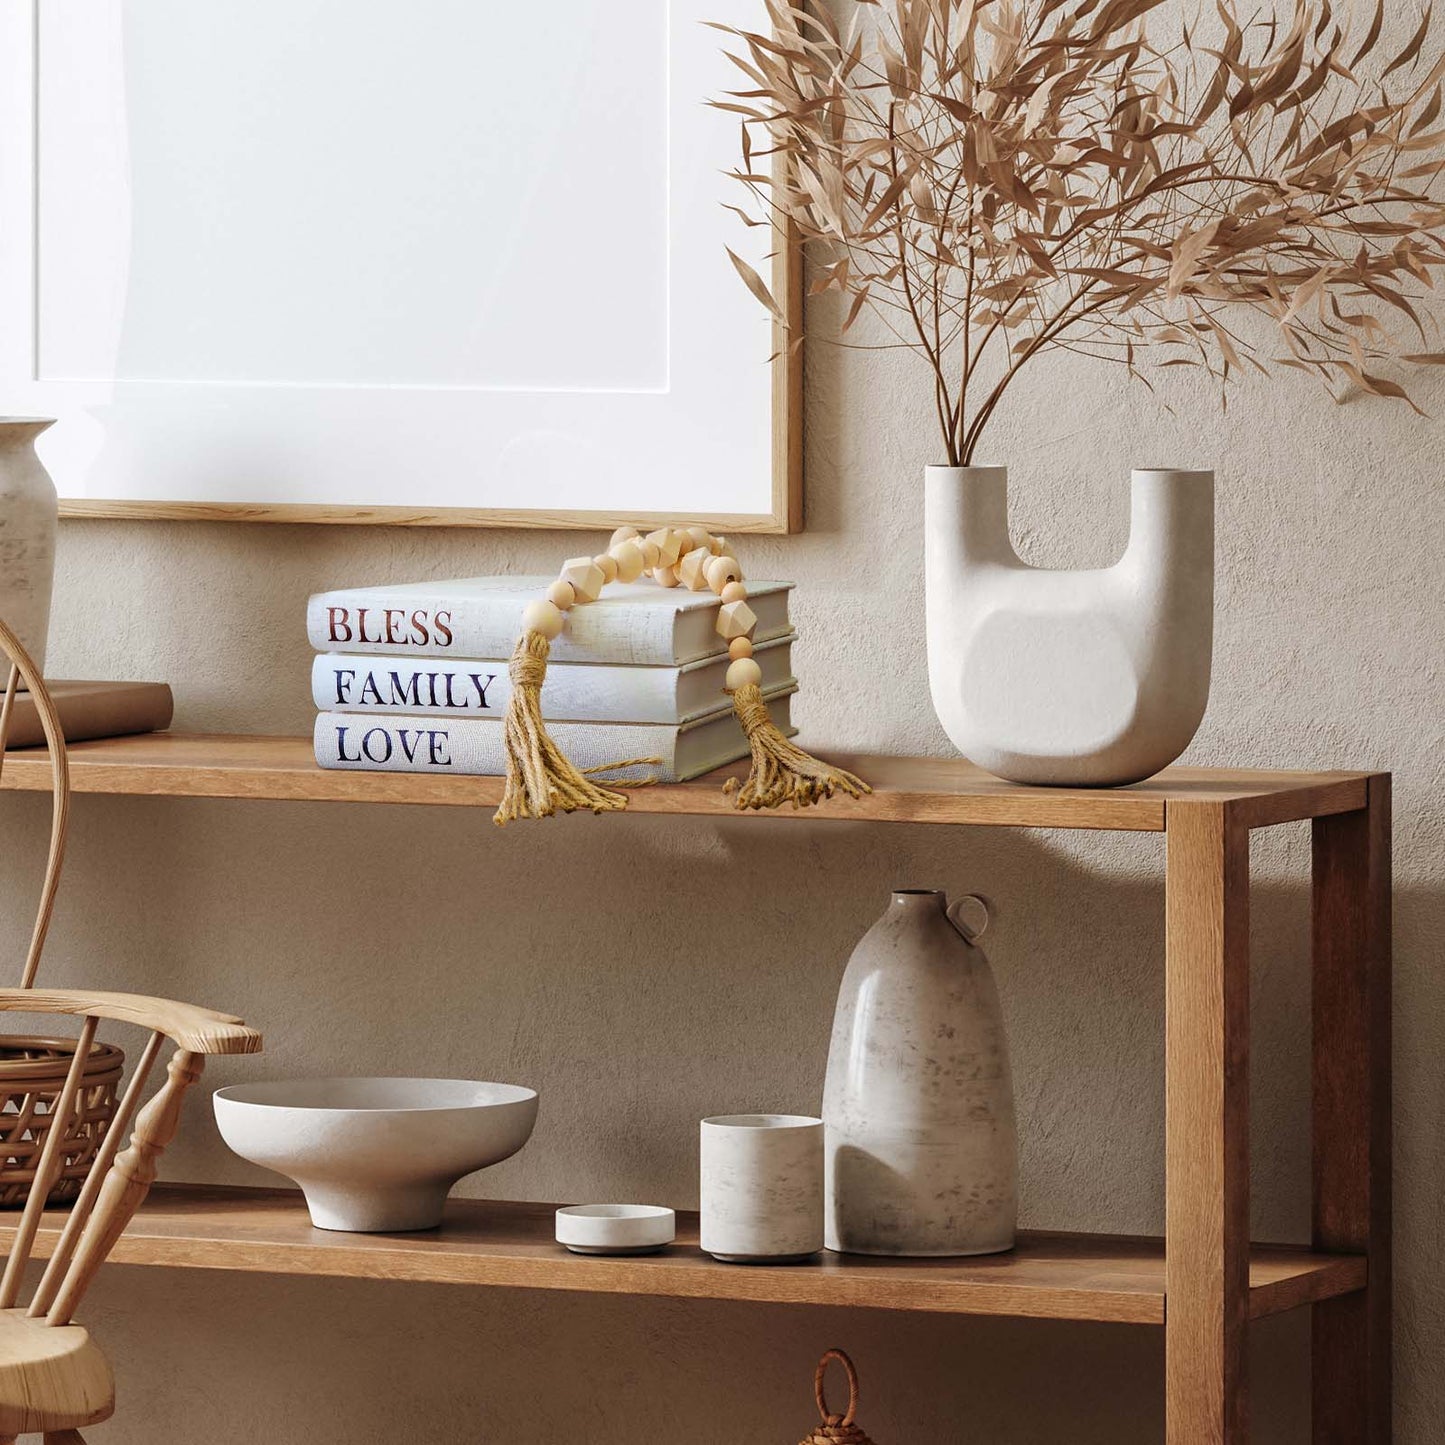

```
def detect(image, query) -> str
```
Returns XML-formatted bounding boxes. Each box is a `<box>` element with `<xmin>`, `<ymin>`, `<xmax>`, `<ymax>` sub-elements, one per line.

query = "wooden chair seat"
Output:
<box><xmin>0</xmin><ymin>1309</ymin><xmax>113</xmax><ymax>1435</ymax></box>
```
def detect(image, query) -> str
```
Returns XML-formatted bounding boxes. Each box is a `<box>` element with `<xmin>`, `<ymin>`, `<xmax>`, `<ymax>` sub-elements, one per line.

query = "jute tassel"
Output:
<box><xmin>493</xmin><ymin>631</ymin><xmax>634</xmax><ymax>825</ymax></box>
<box><xmin>725</xmin><ymin>683</ymin><xmax>871</xmax><ymax>811</ymax></box>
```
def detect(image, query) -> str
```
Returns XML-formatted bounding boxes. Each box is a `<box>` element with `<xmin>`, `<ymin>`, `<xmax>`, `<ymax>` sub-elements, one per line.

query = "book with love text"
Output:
<box><xmin>314</xmin><ymin>687</ymin><xmax>797</xmax><ymax>783</ymax></box>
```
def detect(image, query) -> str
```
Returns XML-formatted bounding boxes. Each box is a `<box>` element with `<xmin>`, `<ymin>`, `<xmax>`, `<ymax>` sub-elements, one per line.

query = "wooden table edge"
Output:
<box><xmin>0</xmin><ymin>734</ymin><xmax>1386</xmax><ymax>833</ymax></box>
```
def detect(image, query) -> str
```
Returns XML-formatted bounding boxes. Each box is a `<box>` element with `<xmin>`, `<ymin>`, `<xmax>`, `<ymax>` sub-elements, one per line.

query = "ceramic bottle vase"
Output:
<box><xmin>0</xmin><ymin>419</ymin><xmax>58</xmax><ymax>675</ymax></box>
<box><xmin>823</xmin><ymin>889</ymin><xmax>1017</xmax><ymax>1257</ymax></box>
<box><xmin>924</xmin><ymin>466</ymin><xmax>1214</xmax><ymax>786</ymax></box>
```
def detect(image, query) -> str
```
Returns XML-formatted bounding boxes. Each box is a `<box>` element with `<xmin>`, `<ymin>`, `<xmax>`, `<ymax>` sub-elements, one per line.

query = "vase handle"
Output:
<box><xmin>946</xmin><ymin>893</ymin><xmax>991</xmax><ymax>942</ymax></box>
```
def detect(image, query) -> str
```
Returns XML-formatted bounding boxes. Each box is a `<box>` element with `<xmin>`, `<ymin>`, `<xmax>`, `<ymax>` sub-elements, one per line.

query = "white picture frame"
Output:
<box><xmin>0</xmin><ymin>0</ymin><xmax>800</xmax><ymax>532</ymax></box>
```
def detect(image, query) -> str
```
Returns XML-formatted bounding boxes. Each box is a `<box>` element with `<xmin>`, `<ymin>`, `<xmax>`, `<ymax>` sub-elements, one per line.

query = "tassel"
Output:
<box><xmin>724</xmin><ymin>682</ymin><xmax>871</xmax><ymax>811</ymax></box>
<box><xmin>493</xmin><ymin>632</ymin><xmax>634</xmax><ymax>825</ymax></box>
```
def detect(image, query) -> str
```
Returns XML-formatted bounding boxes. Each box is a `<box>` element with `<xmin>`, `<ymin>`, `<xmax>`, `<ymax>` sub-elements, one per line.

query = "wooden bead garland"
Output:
<box><xmin>612</xmin><ymin>540</ymin><xmax>646</xmax><ymax>583</ymax></box>
<box><xmin>678</xmin><ymin>547</ymin><xmax>712</xmax><ymax>591</ymax></box>
<box><xmin>716</xmin><ymin>599</ymin><xmax>757</xmax><ymax>641</ymax></box>
<box><xmin>493</xmin><ymin>525</ymin><xmax>872</xmax><ymax>825</ymax></box>
<box><xmin>560</xmin><ymin>557</ymin><xmax>605</xmax><ymax>604</ymax></box>
<box><xmin>705</xmin><ymin>555</ymin><xmax>742</xmax><ymax>593</ymax></box>
<box><xmin>647</xmin><ymin>528</ymin><xmax>684</xmax><ymax>568</ymax></box>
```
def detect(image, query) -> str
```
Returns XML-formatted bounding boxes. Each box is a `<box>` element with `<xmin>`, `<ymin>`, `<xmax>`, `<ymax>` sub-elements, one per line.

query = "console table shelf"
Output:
<box><xmin>0</xmin><ymin>1184</ymin><xmax>1366</xmax><ymax>1327</ymax></box>
<box><xmin>0</xmin><ymin>730</ymin><xmax>1369</xmax><ymax>831</ymax></box>
<box><xmin>0</xmin><ymin>732</ymin><xmax>1391</xmax><ymax>1443</ymax></box>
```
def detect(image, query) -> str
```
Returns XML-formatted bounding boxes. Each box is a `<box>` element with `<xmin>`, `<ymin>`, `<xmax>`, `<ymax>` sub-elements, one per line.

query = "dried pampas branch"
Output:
<box><xmin>713</xmin><ymin>0</ymin><xmax>1445</xmax><ymax>462</ymax></box>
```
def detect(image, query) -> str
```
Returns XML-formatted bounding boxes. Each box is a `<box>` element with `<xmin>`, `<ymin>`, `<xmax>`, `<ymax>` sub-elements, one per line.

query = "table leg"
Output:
<box><xmin>1312</xmin><ymin>776</ymin><xmax>1392</xmax><ymax>1442</ymax></box>
<box><xmin>1166</xmin><ymin>801</ymin><xmax>1250</xmax><ymax>1443</ymax></box>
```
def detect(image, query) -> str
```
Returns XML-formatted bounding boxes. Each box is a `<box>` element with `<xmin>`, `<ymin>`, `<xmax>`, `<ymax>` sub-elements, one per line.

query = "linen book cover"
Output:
<box><xmin>311</xmin><ymin>634</ymin><xmax>796</xmax><ymax>725</ymax></box>
<box><xmin>307</xmin><ymin>576</ymin><xmax>793</xmax><ymax>666</ymax></box>
<box><xmin>315</xmin><ymin>686</ymin><xmax>798</xmax><ymax>783</ymax></box>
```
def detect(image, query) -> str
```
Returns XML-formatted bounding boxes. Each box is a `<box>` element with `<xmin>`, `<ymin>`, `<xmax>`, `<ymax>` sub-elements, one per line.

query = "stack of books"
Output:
<box><xmin>307</xmin><ymin>576</ymin><xmax>797</xmax><ymax>781</ymax></box>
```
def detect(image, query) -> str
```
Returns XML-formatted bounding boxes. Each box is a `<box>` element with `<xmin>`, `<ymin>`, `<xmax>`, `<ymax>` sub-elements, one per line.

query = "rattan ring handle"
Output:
<box><xmin>0</xmin><ymin>618</ymin><xmax>71</xmax><ymax>989</ymax></box>
<box><xmin>814</xmin><ymin>1349</ymin><xmax>859</xmax><ymax>1427</ymax></box>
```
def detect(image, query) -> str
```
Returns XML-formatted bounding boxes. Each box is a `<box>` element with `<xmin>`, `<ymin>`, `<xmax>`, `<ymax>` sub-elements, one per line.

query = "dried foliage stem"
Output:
<box><xmin>713</xmin><ymin>0</ymin><xmax>1445</xmax><ymax>465</ymax></box>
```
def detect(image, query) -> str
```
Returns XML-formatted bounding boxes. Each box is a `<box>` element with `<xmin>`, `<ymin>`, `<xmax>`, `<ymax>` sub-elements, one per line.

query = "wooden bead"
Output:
<box><xmin>522</xmin><ymin>600</ymin><xmax>564</xmax><ymax>640</ymax></box>
<box><xmin>646</xmin><ymin>528</ymin><xmax>683</xmax><ymax>568</ymax></box>
<box><xmin>594</xmin><ymin>553</ymin><xmax>619</xmax><ymax>583</ymax></box>
<box><xmin>678</xmin><ymin>546</ymin><xmax>712</xmax><ymax>591</ymax></box>
<box><xmin>728</xmin><ymin>635</ymin><xmax>754</xmax><ymax>660</ymax></box>
<box><xmin>716</xmin><ymin>599</ymin><xmax>757</xmax><ymax>640</ymax></box>
<box><xmin>725</xmin><ymin>657</ymin><xmax>763</xmax><ymax>690</ymax></box>
<box><xmin>685</xmin><ymin>525</ymin><xmax>712</xmax><ymax>551</ymax></box>
<box><xmin>546</xmin><ymin>580</ymin><xmax>577</xmax><ymax>610</ymax></box>
<box><xmin>639</xmin><ymin>539</ymin><xmax>661</xmax><ymax>568</ymax></box>
<box><xmin>709</xmin><ymin>535</ymin><xmax>726</xmax><ymax>557</ymax></box>
<box><xmin>610</xmin><ymin>539</ymin><xmax>646</xmax><ymax>583</ymax></box>
<box><xmin>721</xmin><ymin>581</ymin><xmax>748</xmax><ymax>604</ymax></box>
<box><xmin>560</xmin><ymin>556</ymin><xmax>605</xmax><ymax>604</ymax></box>
<box><xmin>705</xmin><ymin>555</ymin><xmax>742</xmax><ymax>594</ymax></box>
<box><xmin>610</xmin><ymin>526</ymin><xmax>640</xmax><ymax>548</ymax></box>
<box><xmin>652</xmin><ymin>566</ymin><xmax>680</xmax><ymax>587</ymax></box>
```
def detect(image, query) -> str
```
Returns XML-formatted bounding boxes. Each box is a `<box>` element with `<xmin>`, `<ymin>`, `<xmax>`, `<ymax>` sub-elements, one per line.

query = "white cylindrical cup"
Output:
<box><xmin>699</xmin><ymin>1114</ymin><xmax>823</xmax><ymax>1263</ymax></box>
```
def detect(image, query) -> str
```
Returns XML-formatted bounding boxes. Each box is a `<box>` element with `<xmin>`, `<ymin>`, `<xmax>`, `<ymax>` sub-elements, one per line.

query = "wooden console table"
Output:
<box><xmin>0</xmin><ymin>734</ymin><xmax>1391</xmax><ymax>1444</ymax></box>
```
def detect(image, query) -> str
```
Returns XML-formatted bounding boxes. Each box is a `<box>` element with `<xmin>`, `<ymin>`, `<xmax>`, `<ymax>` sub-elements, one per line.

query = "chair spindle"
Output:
<box><xmin>0</xmin><ymin>1015</ymin><xmax>99</xmax><ymax>1309</ymax></box>
<box><xmin>0</xmin><ymin>663</ymin><xmax>18</xmax><ymax>773</ymax></box>
<box><xmin>28</xmin><ymin>1030</ymin><xmax>165</xmax><ymax>1319</ymax></box>
<box><xmin>47</xmin><ymin>1047</ymin><xmax>203</xmax><ymax>1326</ymax></box>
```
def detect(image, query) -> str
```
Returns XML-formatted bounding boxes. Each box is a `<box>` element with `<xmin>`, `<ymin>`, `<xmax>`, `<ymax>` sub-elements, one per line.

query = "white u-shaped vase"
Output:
<box><xmin>924</xmin><ymin>466</ymin><xmax>1214</xmax><ymax>787</ymax></box>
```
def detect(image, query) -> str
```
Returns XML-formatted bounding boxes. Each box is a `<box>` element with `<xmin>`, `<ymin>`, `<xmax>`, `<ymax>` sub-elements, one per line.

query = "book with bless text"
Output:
<box><xmin>307</xmin><ymin>576</ymin><xmax>792</xmax><ymax>666</ymax></box>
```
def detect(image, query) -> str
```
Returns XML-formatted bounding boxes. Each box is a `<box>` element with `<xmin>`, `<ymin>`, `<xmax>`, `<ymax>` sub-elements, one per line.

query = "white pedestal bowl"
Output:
<box><xmin>214</xmin><ymin>1077</ymin><xmax>538</xmax><ymax>1232</ymax></box>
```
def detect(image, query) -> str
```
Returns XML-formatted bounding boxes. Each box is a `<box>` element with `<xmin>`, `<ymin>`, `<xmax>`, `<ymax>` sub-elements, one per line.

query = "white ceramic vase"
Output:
<box><xmin>823</xmin><ymin>890</ymin><xmax>1016</xmax><ymax>1257</ymax></box>
<box><xmin>0</xmin><ymin>419</ymin><xmax>58</xmax><ymax>675</ymax></box>
<box><xmin>924</xmin><ymin>465</ymin><xmax>1214</xmax><ymax>786</ymax></box>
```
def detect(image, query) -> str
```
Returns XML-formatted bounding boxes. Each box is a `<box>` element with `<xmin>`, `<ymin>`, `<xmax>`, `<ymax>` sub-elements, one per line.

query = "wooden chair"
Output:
<box><xmin>0</xmin><ymin>618</ymin><xmax>262</xmax><ymax>1441</ymax></box>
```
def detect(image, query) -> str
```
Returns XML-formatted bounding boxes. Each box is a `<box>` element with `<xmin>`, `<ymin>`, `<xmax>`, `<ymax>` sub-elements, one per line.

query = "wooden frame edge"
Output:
<box><xmin>56</xmin><ymin>500</ymin><xmax>797</xmax><ymax>533</ymax></box>
<box><xmin>772</xmin><ymin>207</ymin><xmax>805</xmax><ymax>534</ymax></box>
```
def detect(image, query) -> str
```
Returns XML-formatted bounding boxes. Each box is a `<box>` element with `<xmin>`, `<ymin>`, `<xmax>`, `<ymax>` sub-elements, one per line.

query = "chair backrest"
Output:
<box><xmin>0</xmin><ymin>615</ymin><xmax>70</xmax><ymax>989</ymax></box>
<box><xmin>0</xmin><ymin>621</ymin><xmax>261</xmax><ymax>1325</ymax></box>
<box><xmin>0</xmin><ymin>990</ymin><xmax>259</xmax><ymax>1325</ymax></box>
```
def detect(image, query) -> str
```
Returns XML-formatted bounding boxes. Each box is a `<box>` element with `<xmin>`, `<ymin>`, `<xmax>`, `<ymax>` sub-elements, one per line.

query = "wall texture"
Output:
<box><xmin>4</xmin><ymin>9</ymin><xmax>1444</xmax><ymax>1438</ymax></box>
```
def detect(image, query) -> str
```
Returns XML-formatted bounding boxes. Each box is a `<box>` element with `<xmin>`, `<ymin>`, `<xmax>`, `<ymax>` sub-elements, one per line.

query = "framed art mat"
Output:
<box><xmin>0</xmin><ymin>0</ymin><xmax>800</xmax><ymax>530</ymax></box>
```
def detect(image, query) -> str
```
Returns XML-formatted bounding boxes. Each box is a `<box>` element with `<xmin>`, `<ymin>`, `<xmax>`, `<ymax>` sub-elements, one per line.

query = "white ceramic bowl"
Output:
<box><xmin>555</xmin><ymin>1204</ymin><xmax>676</xmax><ymax>1256</ymax></box>
<box><xmin>213</xmin><ymin>1077</ymin><xmax>538</xmax><ymax>1233</ymax></box>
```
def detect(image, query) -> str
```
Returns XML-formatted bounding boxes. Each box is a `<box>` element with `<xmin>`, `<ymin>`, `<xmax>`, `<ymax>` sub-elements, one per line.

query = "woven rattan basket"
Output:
<box><xmin>0</xmin><ymin>1037</ymin><xmax>125</xmax><ymax>1206</ymax></box>
<box><xmin>0</xmin><ymin>637</ymin><xmax>126</xmax><ymax>1206</ymax></box>
<box><xmin>798</xmin><ymin>1351</ymin><xmax>880</xmax><ymax>1445</ymax></box>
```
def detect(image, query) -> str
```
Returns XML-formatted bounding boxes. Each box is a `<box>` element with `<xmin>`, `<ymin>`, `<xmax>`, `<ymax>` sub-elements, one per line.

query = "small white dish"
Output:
<box><xmin>555</xmin><ymin>1204</ymin><xmax>676</xmax><ymax>1256</ymax></box>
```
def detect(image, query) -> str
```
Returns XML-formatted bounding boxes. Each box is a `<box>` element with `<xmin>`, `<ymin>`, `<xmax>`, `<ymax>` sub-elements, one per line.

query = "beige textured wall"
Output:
<box><xmin>5</xmin><ymin>12</ymin><xmax>1445</xmax><ymax>1438</ymax></box>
